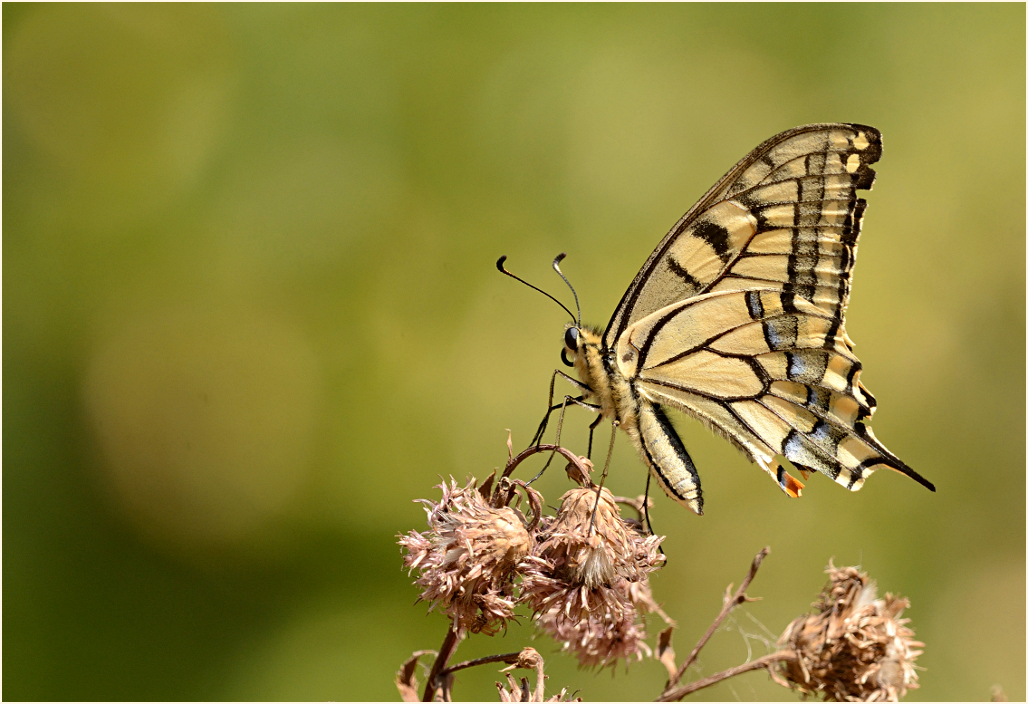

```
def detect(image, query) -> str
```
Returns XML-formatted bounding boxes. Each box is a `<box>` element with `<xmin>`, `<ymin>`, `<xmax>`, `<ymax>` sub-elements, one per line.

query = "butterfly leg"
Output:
<box><xmin>527</xmin><ymin>393</ymin><xmax>601</xmax><ymax>485</ymax></box>
<box><xmin>530</xmin><ymin>395</ymin><xmax>601</xmax><ymax>448</ymax></box>
<box><xmin>642</xmin><ymin>471</ymin><xmax>658</xmax><ymax>537</ymax></box>
<box><xmin>586</xmin><ymin>414</ymin><xmax>604</xmax><ymax>459</ymax></box>
<box><xmin>588</xmin><ymin>419</ymin><xmax>619</xmax><ymax>534</ymax></box>
<box><xmin>531</xmin><ymin>369</ymin><xmax>594</xmax><ymax>447</ymax></box>
<box><xmin>530</xmin><ymin>396</ymin><xmax>586</xmax><ymax>447</ymax></box>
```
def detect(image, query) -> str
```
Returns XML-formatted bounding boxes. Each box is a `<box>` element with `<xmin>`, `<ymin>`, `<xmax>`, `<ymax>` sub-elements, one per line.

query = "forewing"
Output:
<box><xmin>604</xmin><ymin>123</ymin><xmax>882</xmax><ymax>349</ymax></box>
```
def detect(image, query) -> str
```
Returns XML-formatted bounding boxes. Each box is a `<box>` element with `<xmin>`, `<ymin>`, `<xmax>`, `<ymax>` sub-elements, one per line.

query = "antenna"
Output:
<box><xmin>496</xmin><ymin>255</ymin><xmax>577</xmax><ymax>323</ymax></box>
<box><xmin>551</xmin><ymin>253</ymin><xmax>581</xmax><ymax>326</ymax></box>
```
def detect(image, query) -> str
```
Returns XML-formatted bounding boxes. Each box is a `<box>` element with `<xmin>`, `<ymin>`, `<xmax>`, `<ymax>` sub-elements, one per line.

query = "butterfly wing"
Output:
<box><xmin>607</xmin><ymin>124</ymin><xmax>934</xmax><ymax>495</ymax></box>
<box><xmin>605</xmin><ymin>123</ymin><xmax>881</xmax><ymax>348</ymax></box>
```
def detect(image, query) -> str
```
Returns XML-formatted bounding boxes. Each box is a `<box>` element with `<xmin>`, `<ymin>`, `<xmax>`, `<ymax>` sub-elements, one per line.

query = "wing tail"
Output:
<box><xmin>888</xmin><ymin>462</ymin><xmax>936</xmax><ymax>492</ymax></box>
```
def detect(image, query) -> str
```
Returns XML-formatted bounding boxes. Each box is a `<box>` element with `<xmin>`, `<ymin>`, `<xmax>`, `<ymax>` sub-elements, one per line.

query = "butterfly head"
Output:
<box><xmin>561</xmin><ymin>325</ymin><xmax>579</xmax><ymax>367</ymax></box>
<box><xmin>560</xmin><ymin>322</ymin><xmax>603</xmax><ymax>369</ymax></box>
<box><xmin>498</xmin><ymin>251</ymin><xmax>590</xmax><ymax>367</ymax></box>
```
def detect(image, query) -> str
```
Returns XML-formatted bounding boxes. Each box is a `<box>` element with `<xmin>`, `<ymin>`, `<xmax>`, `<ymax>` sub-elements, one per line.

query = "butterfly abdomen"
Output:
<box><xmin>636</xmin><ymin>403</ymin><xmax>703</xmax><ymax>514</ymax></box>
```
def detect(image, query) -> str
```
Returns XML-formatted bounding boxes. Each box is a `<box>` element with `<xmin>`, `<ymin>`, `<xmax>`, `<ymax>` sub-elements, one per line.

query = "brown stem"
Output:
<box><xmin>657</xmin><ymin>650</ymin><xmax>796</xmax><ymax>701</ymax></box>
<box><xmin>507</xmin><ymin>479</ymin><xmax>544</xmax><ymax>531</ymax></box>
<box><xmin>612</xmin><ymin>495</ymin><xmax>649</xmax><ymax>521</ymax></box>
<box><xmin>531</xmin><ymin>659</ymin><xmax>546</xmax><ymax>702</ymax></box>
<box><xmin>441</xmin><ymin>651</ymin><xmax>522</xmax><ymax>676</ymax></box>
<box><xmin>665</xmin><ymin>547</ymin><xmax>771</xmax><ymax>692</ymax></box>
<box><xmin>422</xmin><ymin>627</ymin><xmax>461</xmax><ymax>702</ymax></box>
<box><xmin>501</xmin><ymin>443</ymin><xmax>587</xmax><ymax>481</ymax></box>
<box><xmin>442</xmin><ymin>648</ymin><xmax>547</xmax><ymax>701</ymax></box>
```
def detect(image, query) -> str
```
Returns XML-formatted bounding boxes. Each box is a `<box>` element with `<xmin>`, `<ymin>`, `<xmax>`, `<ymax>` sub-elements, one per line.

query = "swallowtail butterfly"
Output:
<box><xmin>511</xmin><ymin>123</ymin><xmax>935</xmax><ymax>515</ymax></box>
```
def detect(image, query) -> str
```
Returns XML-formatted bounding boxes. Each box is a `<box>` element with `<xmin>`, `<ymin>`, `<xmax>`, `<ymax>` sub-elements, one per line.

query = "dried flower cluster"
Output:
<box><xmin>399</xmin><ymin>477</ymin><xmax>531</xmax><ymax>635</ymax></box>
<box><xmin>776</xmin><ymin>564</ymin><xmax>924</xmax><ymax>702</ymax></box>
<box><xmin>519</xmin><ymin>486</ymin><xmax>667</xmax><ymax>668</ymax></box>
<box><xmin>399</xmin><ymin>461</ymin><xmax>668</xmax><ymax>669</ymax></box>
<box><xmin>398</xmin><ymin>444</ymin><xmax>929</xmax><ymax>703</ymax></box>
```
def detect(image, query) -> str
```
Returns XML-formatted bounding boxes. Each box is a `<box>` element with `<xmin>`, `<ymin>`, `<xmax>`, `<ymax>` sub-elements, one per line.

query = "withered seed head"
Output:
<box><xmin>496</xmin><ymin>675</ymin><xmax>580</xmax><ymax>703</ymax></box>
<box><xmin>550</xmin><ymin>487</ymin><xmax>625</xmax><ymax>588</ymax></box>
<box><xmin>519</xmin><ymin>486</ymin><xmax>666</xmax><ymax>669</ymax></box>
<box><xmin>776</xmin><ymin>564</ymin><xmax>924</xmax><ymax>702</ymax></box>
<box><xmin>398</xmin><ymin>477</ymin><xmax>531</xmax><ymax>636</ymax></box>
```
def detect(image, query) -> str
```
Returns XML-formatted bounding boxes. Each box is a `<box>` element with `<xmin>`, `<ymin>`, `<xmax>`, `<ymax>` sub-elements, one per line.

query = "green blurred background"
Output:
<box><xmin>4</xmin><ymin>4</ymin><xmax>1024</xmax><ymax>701</ymax></box>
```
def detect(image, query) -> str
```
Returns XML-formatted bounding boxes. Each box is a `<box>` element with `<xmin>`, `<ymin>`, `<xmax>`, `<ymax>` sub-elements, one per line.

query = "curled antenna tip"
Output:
<box><xmin>550</xmin><ymin>253</ymin><xmax>581</xmax><ymax>326</ymax></box>
<box><xmin>496</xmin><ymin>255</ymin><xmax>508</xmax><ymax>271</ymax></box>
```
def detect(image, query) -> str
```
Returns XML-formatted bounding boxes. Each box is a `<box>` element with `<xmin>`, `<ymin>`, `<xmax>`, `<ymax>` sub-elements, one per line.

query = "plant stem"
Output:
<box><xmin>422</xmin><ymin>627</ymin><xmax>460</xmax><ymax>702</ymax></box>
<box><xmin>657</xmin><ymin>650</ymin><xmax>796</xmax><ymax>701</ymax></box>
<box><xmin>665</xmin><ymin>547</ymin><xmax>770</xmax><ymax>692</ymax></box>
<box><xmin>502</xmin><ymin>443</ymin><xmax>585</xmax><ymax>480</ymax></box>
<box><xmin>441</xmin><ymin>652</ymin><xmax>522</xmax><ymax>676</ymax></box>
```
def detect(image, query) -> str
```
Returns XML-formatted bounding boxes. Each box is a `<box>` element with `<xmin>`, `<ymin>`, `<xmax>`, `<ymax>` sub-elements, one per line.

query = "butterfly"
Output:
<box><xmin>502</xmin><ymin>123</ymin><xmax>935</xmax><ymax>515</ymax></box>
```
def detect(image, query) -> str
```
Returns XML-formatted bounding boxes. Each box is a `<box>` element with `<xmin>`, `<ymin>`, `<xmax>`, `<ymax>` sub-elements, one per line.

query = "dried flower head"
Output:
<box><xmin>776</xmin><ymin>564</ymin><xmax>924</xmax><ymax>702</ymax></box>
<box><xmin>399</xmin><ymin>477</ymin><xmax>531</xmax><ymax>635</ymax></box>
<box><xmin>496</xmin><ymin>675</ymin><xmax>579</xmax><ymax>703</ymax></box>
<box><xmin>493</xmin><ymin>647</ymin><xmax>580</xmax><ymax>702</ymax></box>
<box><xmin>520</xmin><ymin>485</ymin><xmax>666</xmax><ymax>668</ymax></box>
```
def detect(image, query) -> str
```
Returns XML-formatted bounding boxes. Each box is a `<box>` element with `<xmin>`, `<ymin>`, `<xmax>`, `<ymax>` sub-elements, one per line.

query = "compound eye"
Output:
<box><xmin>564</xmin><ymin>326</ymin><xmax>580</xmax><ymax>352</ymax></box>
<box><xmin>561</xmin><ymin>348</ymin><xmax>574</xmax><ymax>368</ymax></box>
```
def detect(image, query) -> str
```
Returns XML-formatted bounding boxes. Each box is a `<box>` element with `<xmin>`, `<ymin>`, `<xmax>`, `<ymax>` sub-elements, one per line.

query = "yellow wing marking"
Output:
<box><xmin>768</xmin><ymin>380</ymin><xmax>860</xmax><ymax>427</ymax></box>
<box><xmin>640</xmin><ymin>351</ymin><xmax>763</xmax><ymax>399</ymax></box>
<box><xmin>624</xmin><ymin>201</ymin><xmax>759</xmax><ymax>327</ymax></box>
<box><xmin>710</xmin><ymin>314</ymin><xmax>845</xmax><ymax>357</ymax></box>
<box><xmin>635</xmin><ymin>382</ymin><xmax>776</xmax><ymax>460</ymax></box>
<box><xmin>617</xmin><ymin>291</ymin><xmax>754</xmax><ymax>373</ymax></box>
<box><xmin>754</xmin><ymin>350</ymin><xmax>872</xmax><ymax>410</ymax></box>
<box><xmin>725</xmin><ymin>127</ymin><xmax>878</xmax><ymax>196</ymax></box>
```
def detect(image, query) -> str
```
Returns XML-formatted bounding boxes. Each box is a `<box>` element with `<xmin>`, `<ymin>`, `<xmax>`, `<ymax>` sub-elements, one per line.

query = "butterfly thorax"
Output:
<box><xmin>568</xmin><ymin>326</ymin><xmax>640</xmax><ymax>440</ymax></box>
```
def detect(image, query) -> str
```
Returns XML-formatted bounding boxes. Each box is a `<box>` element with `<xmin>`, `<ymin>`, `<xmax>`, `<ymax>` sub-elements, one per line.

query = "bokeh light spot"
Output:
<box><xmin>83</xmin><ymin>304</ymin><xmax>322</xmax><ymax>553</ymax></box>
<box><xmin>4</xmin><ymin>4</ymin><xmax>235</xmax><ymax>229</ymax></box>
